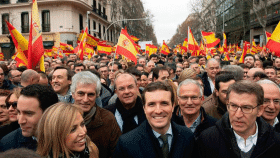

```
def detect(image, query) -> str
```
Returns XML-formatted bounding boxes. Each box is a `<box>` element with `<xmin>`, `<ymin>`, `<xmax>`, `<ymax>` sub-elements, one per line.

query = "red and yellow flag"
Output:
<box><xmin>182</xmin><ymin>38</ymin><xmax>188</xmax><ymax>52</ymax></box>
<box><xmin>130</xmin><ymin>35</ymin><xmax>140</xmax><ymax>42</ymax></box>
<box><xmin>223</xmin><ymin>33</ymin><xmax>228</xmax><ymax>53</ymax></box>
<box><xmin>28</xmin><ymin>0</ymin><xmax>45</xmax><ymax>71</ymax></box>
<box><xmin>239</xmin><ymin>41</ymin><xmax>250</xmax><ymax>63</ymax></box>
<box><xmin>265</xmin><ymin>31</ymin><xmax>271</xmax><ymax>43</ymax></box>
<box><xmin>77</xmin><ymin>31</ymin><xmax>99</xmax><ymax>47</ymax></box>
<box><xmin>97</xmin><ymin>43</ymin><xmax>112</xmax><ymax>55</ymax></box>
<box><xmin>251</xmin><ymin>39</ymin><xmax>258</xmax><ymax>55</ymax></box>
<box><xmin>188</xmin><ymin>27</ymin><xmax>199</xmax><ymax>52</ymax></box>
<box><xmin>6</xmin><ymin>21</ymin><xmax>28</xmax><ymax>67</ymax></box>
<box><xmin>266</xmin><ymin>22</ymin><xmax>280</xmax><ymax>56</ymax></box>
<box><xmin>116</xmin><ymin>29</ymin><xmax>139</xmax><ymax>65</ymax></box>
<box><xmin>201</xmin><ymin>31</ymin><xmax>220</xmax><ymax>48</ymax></box>
<box><xmin>76</xmin><ymin>27</ymin><xmax>88</xmax><ymax>60</ymax></box>
<box><xmin>160</xmin><ymin>41</ymin><xmax>170</xmax><ymax>55</ymax></box>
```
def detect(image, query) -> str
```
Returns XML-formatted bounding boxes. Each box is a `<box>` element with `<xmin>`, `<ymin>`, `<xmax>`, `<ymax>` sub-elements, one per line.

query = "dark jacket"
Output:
<box><xmin>105</xmin><ymin>96</ymin><xmax>146</xmax><ymax>133</ymax></box>
<box><xmin>0</xmin><ymin>128</ymin><xmax>37</xmax><ymax>152</ymax></box>
<box><xmin>202</xmin><ymin>93</ymin><xmax>227</xmax><ymax>120</ymax></box>
<box><xmin>100</xmin><ymin>84</ymin><xmax>113</xmax><ymax>107</ymax></box>
<box><xmin>196</xmin><ymin>113</ymin><xmax>280</xmax><ymax>158</ymax></box>
<box><xmin>113</xmin><ymin>120</ymin><xmax>195</xmax><ymax>158</ymax></box>
<box><xmin>199</xmin><ymin>72</ymin><xmax>212</xmax><ymax>97</ymax></box>
<box><xmin>0</xmin><ymin>121</ymin><xmax>20</xmax><ymax>140</ymax></box>
<box><xmin>0</xmin><ymin>79</ymin><xmax>16</xmax><ymax>90</ymax></box>
<box><xmin>86</xmin><ymin>105</ymin><xmax>122</xmax><ymax>158</ymax></box>
<box><xmin>172</xmin><ymin>106</ymin><xmax>217</xmax><ymax>137</ymax></box>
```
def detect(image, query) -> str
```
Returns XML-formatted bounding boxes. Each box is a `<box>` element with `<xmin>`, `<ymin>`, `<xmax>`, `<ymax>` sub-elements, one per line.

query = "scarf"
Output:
<box><xmin>84</xmin><ymin>107</ymin><xmax>96</xmax><ymax>126</ymax></box>
<box><xmin>116</xmin><ymin>97</ymin><xmax>143</xmax><ymax>134</ymax></box>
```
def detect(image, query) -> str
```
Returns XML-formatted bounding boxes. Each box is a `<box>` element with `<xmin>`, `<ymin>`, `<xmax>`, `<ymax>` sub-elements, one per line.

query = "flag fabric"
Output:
<box><xmin>266</xmin><ymin>31</ymin><xmax>272</xmax><ymax>43</ymax></box>
<box><xmin>28</xmin><ymin>0</ymin><xmax>45</xmax><ymax>71</ymax></box>
<box><xmin>130</xmin><ymin>35</ymin><xmax>140</xmax><ymax>42</ymax></box>
<box><xmin>239</xmin><ymin>41</ymin><xmax>250</xmax><ymax>63</ymax></box>
<box><xmin>188</xmin><ymin>27</ymin><xmax>199</xmax><ymax>52</ymax></box>
<box><xmin>116</xmin><ymin>28</ymin><xmax>139</xmax><ymax>65</ymax></box>
<box><xmin>76</xmin><ymin>27</ymin><xmax>88</xmax><ymax>60</ymax></box>
<box><xmin>182</xmin><ymin>38</ymin><xmax>188</xmax><ymax>52</ymax></box>
<box><xmin>97</xmin><ymin>43</ymin><xmax>112</xmax><ymax>55</ymax></box>
<box><xmin>223</xmin><ymin>33</ymin><xmax>228</xmax><ymax>53</ymax></box>
<box><xmin>160</xmin><ymin>41</ymin><xmax>170</xmax><ymax>55</ymax></box>
<box><xmin>0</xmin><ymin>53</ymin><xmax>4</xmax><ymax>61</ymax></box>
<box><xmin>146</xmin><ymin>44</ymin><xmax>157</xmax><ymax>56</ymax></box>
<box><xmin>266</xmin><ymin>22</ymin><xmax>280</xmax><ymax>56</ymax></box>
<box><xmin>84</xmin><ymin>45</ymin><xmax>94</xmax><ymax>59</ymax></box>
<box><xmin>145</xmin><ymin>44</ymin><xmax>151</xmax><ymax>54</ymax></box>
<box><xmin>6</xmin><ymin>21</ymin><xmax>28</xmax><ymax>67</ymax></box>
<box><xmin>251</xmin><ymin>39</ymin><xmax>258</xmax><ymax>54</ymax></box>
<box><xmin>77</xmin><ymin>31</ymin><xmax>99</xmax><ymax>47</ymax></box>
<box><xmin>201</xmin><ymin>31</ymin><xmax>220</xmax><ymax>48</ymax></box>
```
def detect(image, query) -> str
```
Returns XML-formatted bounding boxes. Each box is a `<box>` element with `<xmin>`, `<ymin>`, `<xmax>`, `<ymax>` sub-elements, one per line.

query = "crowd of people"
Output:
<box><xmin>0</xmin><ymin>50</ymin><xmax>279</xmax><ymax>157</ymax></box>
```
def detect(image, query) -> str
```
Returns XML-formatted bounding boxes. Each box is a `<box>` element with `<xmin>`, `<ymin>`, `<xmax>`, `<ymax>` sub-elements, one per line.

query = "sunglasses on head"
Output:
<box><xmin>6</xmin><ymin>102</ymin><xmax>17</xmax><ymax>109</ymax></box>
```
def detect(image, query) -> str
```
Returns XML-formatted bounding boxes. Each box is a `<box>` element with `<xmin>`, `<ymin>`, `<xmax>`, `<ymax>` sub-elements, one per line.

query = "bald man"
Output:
<box><xmin>246</xmin><ymin>68</ymin><xmax>264</xmax><ymax>81</ymax></box>
<box><xmin>20</xmin><ymin>70</ymin><xmax>40</xmax><ymax>87</ymax></box>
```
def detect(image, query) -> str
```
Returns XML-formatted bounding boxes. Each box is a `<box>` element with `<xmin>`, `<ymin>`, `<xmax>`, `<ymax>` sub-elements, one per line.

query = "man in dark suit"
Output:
<box><xmin>114</xmin><ymin>82</ymin><xmax>195</xmax><ymax>158</ymax></box>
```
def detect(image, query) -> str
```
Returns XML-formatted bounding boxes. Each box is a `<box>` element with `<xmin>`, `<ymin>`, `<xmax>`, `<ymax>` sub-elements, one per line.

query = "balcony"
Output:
<box><xmin>0</xmin><ymin>0</ymin><xmax>10</xmax><ymax>5</ymax></box>
<box><xmin>92</xmin><ymin>6</ymin><xmax>107</xmax><ymax>20</ymax></box>
<box><xmin>17</xmin><ymin>0</ymin><xmax>29</xmax><ymax>3</ymax></box>
<box><xmin>42</xmin><ymin>24</ymin><xmax>50</xmax><ymax>32</ymax></box>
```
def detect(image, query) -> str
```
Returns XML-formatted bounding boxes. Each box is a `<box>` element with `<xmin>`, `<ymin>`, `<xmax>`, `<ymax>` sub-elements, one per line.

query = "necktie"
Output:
<box><xmin>160</xmin><ymin>134</ymin><xmax>169</xmax><ymax>158</ymax></box>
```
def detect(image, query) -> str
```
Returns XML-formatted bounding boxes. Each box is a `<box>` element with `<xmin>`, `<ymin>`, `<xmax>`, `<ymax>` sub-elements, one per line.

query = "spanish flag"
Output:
<box><xmin>77</xmin><ymin>31</ymin><xmax>99</xmax><ymax>47</ymax></box>
<box><xmin>188</xmin><ymin>27</ymin><xmax>199</xmax><ymax>52</ymax></box>
<box><xmin>130</xmin><ymin>35</ymin><xmax>140</xmax><ymax>42</ymax></box>
<box><xmin>160</xmin><ymin>41</ymin><xmax>170</xmax><ymax>55</ymax></box>
<box><xmin>267</xmin><ymin>22</ymin><xmax>280</xmax><ymax>56</ymax></box>
<box><xmin>251</xmin><ymin>39</ymin><xmax>258</xmax><ymax>55</ymax></box>
<box><xmin>97</xmin><ymin>43</ymin><xmax>112</xmax><ymax>55</ymax></box>
<box><xmin>145</xmin><ymin>44</ymin><xmax>151</xmax><ymax>54</ymax></box>
<box><xmin>201</xmin><ymin>31</ymin><xmax>220</xmax><ymax>48</ymax></box>
<box><xmin>239</xmin><ymin>41</ymin><xmax>250</xmax><ymax>63</ymax></box>
<box><xmin>223</xmin><ymin>33</ymin><xmax>228</xmax><ymax>53</ymax></box>
<box><xmin>265</xmin><ymin>31</ymin><xmax>271</xmax><ymax>43</ymax></box>
<box><xmin>0</xmin><ymin>53</ymin><xmax>4</xmax><ymax>61</ymax></box>
<box><xmin>28</xmin><ymin>0</ymin><xmax>45</xmax><ymax>72</ymax></box>
<box><xmin>6</xmin><ymin>21</ymin><xmax>28</xmax><ymax>67</ymax></box>
<box><xmin>76</xmin><ymin>27</ymin><xmax>88</xmax><ymax>60</ymax></box>
<box><xmin>182</xmin><ymin>38</ymin><xmax>188</xmax><ymax>52</ymax></box>
<box><xmin>116</xmin><ymin>28</ymin><xmax>139</xmax><ymax>65</ymax></box>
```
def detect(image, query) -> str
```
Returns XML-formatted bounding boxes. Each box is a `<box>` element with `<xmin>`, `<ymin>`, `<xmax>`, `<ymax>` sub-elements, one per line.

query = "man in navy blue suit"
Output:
<box><xmin>113</xmin><ymin>81</ymin><xmax>195</xmax><ymax>158</ymax></box>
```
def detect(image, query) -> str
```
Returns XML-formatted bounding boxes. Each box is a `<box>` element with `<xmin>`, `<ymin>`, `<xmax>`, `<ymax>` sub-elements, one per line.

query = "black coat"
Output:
<box><xmin>0</xmin><ymin>128</ymin><xmax>37</xmax><ymax>152</ymax></box>
<box><xmin>113</xmin><ymin>120</ymin><xmax>195</xmax><ymax>158</ymax></box>
<box><xmin>172</xmin><ymin>106</ymin><xmax>217</xmax><ymax>138</ymax></box>
<box><xmin>196</xmin><ymin>113</ymin><xmax>280</xmax><ymax>158</ymax></box>
<box><xmin>199</xmin><ymin>72</ymin><xmax>212</xmax><ymax>97</ymax></box>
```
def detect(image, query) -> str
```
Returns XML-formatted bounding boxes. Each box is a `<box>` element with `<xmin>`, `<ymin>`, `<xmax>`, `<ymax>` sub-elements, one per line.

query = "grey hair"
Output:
<box><xmin>21</xmin><ymin>69</ymin><xmax>38</xmax><ymax>83</ymax></box>
<box><xmin>205</xmin><ymin>58</ymin><xmax>220</xmax><ymax>69</ymax></box>
<box><xmin>222</xmin><ymin>65</ymin><xmax>244</xmax><ymax>81</ymax></box>
<box><xmin>257</xmin><ymin>79</ymin><xmax>280</xmax><ymax>93</ymax></box>
<box><xmin>146</xmin><ymin>61</ymin><xmax>155</xmax><ymax>66</ymax></box>
<box><xmin>70</xmin><ymin>71</ymin><xmax>101</xmax><ymax>96</ymax></box>
<box><xmin>177</xmin><ymin>79</ymin><xmax>203</xmax><ymax>96</ymax></box>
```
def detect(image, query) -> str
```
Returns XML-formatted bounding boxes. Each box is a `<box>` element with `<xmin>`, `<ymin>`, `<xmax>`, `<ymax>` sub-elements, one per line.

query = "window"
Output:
<box><xmin>88</xmin><ymin>19</ymin><xmax>91</xmax><ymax>34</ymax></box>
<box><xmin>111</xmin><ymin>30</ymin><xmax>113</xmax><ymax>41</ymax></box>
<box><xmin>17</xmin><ymin>0</ymin><xmax>29</xmax><ymax>2</ymax></box>
<box><xmin>21</xmin><ymin>12</ymin><xmax>29</xmax><ymax>33</ymax></box>
<box><xmin>93</xmin><ymin>20</ymin><xmax>96</xmax><ymax>37</ymax></box>
<box><xmin>42</xmin><ymin>10</ymin><xmax>50</xmax><ymax>32</ymax></box>
<box><xmin>2</xmin><ymin>14</ymin><xmax>9</xmax><ymax>34</ymax></box>
<box><xmin>93</xmin><ymin>0</ymin><xmax>96</xmax><ymax>8</ymax></box>
<box><xmin>0</xmin><ymin>0</ymin><xmax>10</xmax><ymax>4</ymax></box>
<box><xmin>99</xmin><ymin>24</ymin><xmax>101</xmax><ymax>38</ymax></box>
<box><xmin>79</xmin><ymin>14</ymin><xmax>83</xmax><ymax>32</ymax></box>
<box><xmin>103</xmin><ymin>7</ymin><xmax>106</xmax><ymax>15</ymax></box>
<box><xmin>98</xmin><ymin>3</ymin><xmax>101</xmax><ymax>15</ymax></box>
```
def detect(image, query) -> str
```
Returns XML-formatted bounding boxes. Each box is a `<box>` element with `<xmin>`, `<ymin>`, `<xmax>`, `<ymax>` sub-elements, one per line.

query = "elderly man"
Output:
<box><xmin>197</xmin><ymin>80</ymin><xmax>280</xmax><ymax>158</ymax></box>
<box><xmin>138</xmin><ymin>57</ymin><xmax>146</xmax><ymax>66</ymax></box>
<box><xmin>20</xmin><ymin>69</ymin><xmax>39</xmax><ymax>87</ymax></box>
<box><xmin>199</xmin><ymin>58</ymin><xmax>220</xmax><ymax>97</ymax></box>
<box><xmin>190</xmin><ymin>63</ymin><xmax>201</xmax><ymax>74</ymax></box>
<box><xmin>146</xmin><ymin>61</ymin><xmax>156</xmax><ymax>73</ymax></box>
<box><xmin>51</xmin><ymin>66</ymin><xmax>73</xmax><ymax>103</ymax></box>
<box><xmin>202</xmin><ymin>72</ymin><xmax>236</xmax><ymax>119</ymax></box>
<box><xmin>114</xmin><ymin>82</ymin><xmax>195</xmax><ymax>158</ymax></box>
<box><xmin>246</xmin><ymin>67</ymin><xmax>264</xmax><ymax>81</ymax></box>
<box><xmin>0</xmin><ymin>84</ymin><xmax>58</xmax><ymax>151</ymax></box>
<box><xmin>71</xmin><ymin>71</ymin><xmax>121</xmax><ymax>158</ymax></box>
<box><xmin>105</xmin><ymin>73</ymin><xmax>145</xmax><ymax>134</ymax></box>
<box><xmin>173</xmin><ymin>79</ymin><xmax>217</xmax><ymax>137</ymax></box>
<box><xmin>257</xmin><ymin>79</ymin><xmax>280</xmax><ymax>132</ymax></box>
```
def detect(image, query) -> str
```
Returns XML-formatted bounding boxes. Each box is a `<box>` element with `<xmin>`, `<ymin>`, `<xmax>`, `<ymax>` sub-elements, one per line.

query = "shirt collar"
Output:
<box><xmin>273</xmin><ymin>117</ymin><xmax>279</xmax><ymax>127</ymax></box>
<box><xmin>189</xmin><ymin>111</ymin><xmax>201</xmax><ymax>132</ymax></box>
<box><xmin>152</xmin><ymin>123</ymin><xmax>172</xmax><ymax>138</ymax></box>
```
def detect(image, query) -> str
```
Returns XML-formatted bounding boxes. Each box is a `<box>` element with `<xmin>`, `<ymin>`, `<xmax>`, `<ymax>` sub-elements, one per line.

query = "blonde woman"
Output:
<box><xmin>37</xmin><ymin>102</ymin><xmax>99</xmax><ymax>158</ymax></box>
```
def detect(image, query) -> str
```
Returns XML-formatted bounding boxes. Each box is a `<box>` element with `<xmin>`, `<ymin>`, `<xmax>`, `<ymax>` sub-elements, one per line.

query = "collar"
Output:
<box><xmin>273</xmin><ymin>117</ymin><xmax>279</xmax><ymax>127</ymax></box>
<box><xmin>189</xmin><ymin>112</ymin><xmax>201</xmax><ymax>132</ymax></box>
<box><xmin>232</xmin><ymin>122</ymin><xmax>258</xmax><ymax>152</ymax></box>
<box><xmin>152</xmin><ymin>123</ymin><xmax>172</xmax><ymax>138</ymax></box>
<box><xmin>57</xmin><ymin>89</ymin><xmax>71</xmax><ymax>97</ymax></box>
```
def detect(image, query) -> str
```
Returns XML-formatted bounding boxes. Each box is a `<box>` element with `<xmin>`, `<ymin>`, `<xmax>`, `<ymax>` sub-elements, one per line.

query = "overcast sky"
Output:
<box><xmin>142</xmin><ymin>0</ymin><xmax>193</xmax><ymax>45</ymax></box>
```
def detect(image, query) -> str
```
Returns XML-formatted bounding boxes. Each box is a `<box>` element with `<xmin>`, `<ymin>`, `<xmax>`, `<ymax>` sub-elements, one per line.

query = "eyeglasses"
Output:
<box><xmin>6</xmin><ymin>102</ymin><xmax>17</xmax><ymax>109</ymax></box>
<box><xmin>178</xmin><ymin>96</ymin><xmax>202</xmax><ymax>101</ymax></box>
<box><xmin>263</xmin><ymin>99</ymin><xmax>280</xmax><ymax>105</ymax></box>
<box><xmin>227</xmin><ymin>103</ymin><xmax>258</xmax><ymax>114</ymax></box>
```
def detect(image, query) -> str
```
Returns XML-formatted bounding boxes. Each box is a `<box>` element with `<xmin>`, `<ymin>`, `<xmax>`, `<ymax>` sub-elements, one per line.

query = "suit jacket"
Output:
<box><xmin>113</xmin><ymin>120</ymin><xmax>195</xmax><ymax>158</ymax></box>
<box><xmin>0</xmin><ymin>128</ymin><xmax>37</xmax><ymax>152</ymax></box>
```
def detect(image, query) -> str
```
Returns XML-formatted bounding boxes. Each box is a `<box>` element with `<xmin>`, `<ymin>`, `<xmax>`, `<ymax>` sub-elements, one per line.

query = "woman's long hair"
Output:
<box><xmin>36</xmin><ymin>102</ymin><xmax>84</xmax><ymax>158</ymax></box>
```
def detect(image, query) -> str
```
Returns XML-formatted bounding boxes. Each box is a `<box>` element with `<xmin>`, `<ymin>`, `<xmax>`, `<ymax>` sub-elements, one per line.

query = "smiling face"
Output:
<box><xmin>144</xmin><ymin>90</ymin><xmax>174</xmax><ymax>135</ymax></box>
<box><xmin>52</xmin><ymin>69</ymin><xmax>71</xmax><ymax>96</ymax></box>
<box><xmin>17</xmin><ymin>96</ymin><xmax>43</xmax><ymax>137</ymax></box>
<box><xmin>7</xmin><ymin>94</ymin><xmax>18</xmax><ymax>122</ymax></box>
<box><xmin>72</xmin><ymin>83</ymin><xmax>97</xmax><ymax>113</ymax></box>
<box><xmin>65</xmin><ymin>112</ymin><xmax>87</xmax><ymax>152</ymax></box>
<box><xmin>227</xmin><ymin>91</ymin><xmax>263</xmax><ymax>139</ymax></box>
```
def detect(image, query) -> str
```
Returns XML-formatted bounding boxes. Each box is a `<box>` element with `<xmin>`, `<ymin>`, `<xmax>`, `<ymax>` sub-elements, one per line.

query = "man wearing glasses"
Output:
<box><xmin>257</xmin><ymin>79</ymin><xmax>280</xmax><ymax>132</ymax></box>
<box><xmin>172</xmin><ymin>79</ymin><xmax>217</xmax><ymax>137</ymax></box>
<box><xmin>196</xmin><ymin>80</ymin><xmax>280</xmax><ymax>158</ymax></box>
